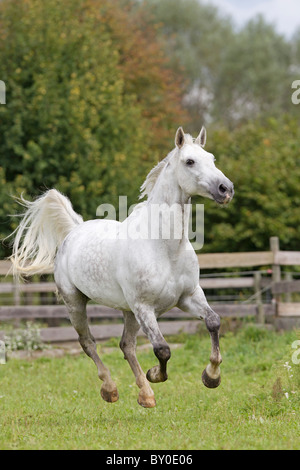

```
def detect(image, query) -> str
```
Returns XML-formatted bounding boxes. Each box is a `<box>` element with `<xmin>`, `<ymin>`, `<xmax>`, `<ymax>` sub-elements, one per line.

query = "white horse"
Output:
<box><xmin>10</xmin><ymin>127</ymin><xmax>234</xmax><ymax>408</ymax></box>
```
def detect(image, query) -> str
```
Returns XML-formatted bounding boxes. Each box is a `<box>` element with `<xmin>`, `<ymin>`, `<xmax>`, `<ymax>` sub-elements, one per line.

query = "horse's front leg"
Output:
<box><xmin>178</xmin><ymin>286</ymin><xmax>222</xmax><ymax>388</ymax></box>
<box><xmin>133</xmin><ymin>305</ymin><xmax>171</xmax><ymax>384</ymax></box>
<box><xmin>201</xmin><ymin>309</ymin><xmax>222</xmax><ymax>388</ymax></box>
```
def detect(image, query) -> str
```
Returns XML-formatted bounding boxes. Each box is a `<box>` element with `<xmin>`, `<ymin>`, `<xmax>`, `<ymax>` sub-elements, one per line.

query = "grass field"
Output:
<box><xmin>0</xmin><ymin>325</ymin><xmax>299</xmax><ymax>450</ymax></box>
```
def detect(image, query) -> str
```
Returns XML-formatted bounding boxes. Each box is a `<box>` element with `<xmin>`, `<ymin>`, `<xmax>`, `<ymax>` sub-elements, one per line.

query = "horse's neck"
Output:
<box><xmin>148</xmin><ymin>159</ymin><xmax>189</xmax><ymax>207</ymax></box>
<box><xmin>146</xmin><ymin>159</ymin><xmax>191</xmax><ymax>250</ymax></box>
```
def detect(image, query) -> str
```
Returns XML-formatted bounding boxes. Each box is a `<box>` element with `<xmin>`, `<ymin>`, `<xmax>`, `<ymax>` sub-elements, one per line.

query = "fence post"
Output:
<box><xmin>270</xmin><ymin>236</ymin><xmax>281</xmax><ymax>311</ymax></box>
<box><xmin>284</xmin><ymin>272</ymin><xmax>293</xmax><ymax>303</ymax></box>
<box><xmin>13</xmin><ymin>279</ymin><xmax>20</xmax><ymax>306</ymax></box>
<box><xmin>12</xmin><ymin>279</ymin><xmax>21</xmax><ymax>327</ymax></box>
<box><xmin>254</xmin><ymin>271</ymin><xmax>264</xmax><ymax>324</ymax></box>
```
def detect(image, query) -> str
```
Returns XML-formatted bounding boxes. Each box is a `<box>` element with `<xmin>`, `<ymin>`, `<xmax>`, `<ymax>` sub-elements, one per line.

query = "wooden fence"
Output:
<box><xmin>0</xmin><ymin>236</ymin><xmax>300</xmax><ymax>343</ymax></box>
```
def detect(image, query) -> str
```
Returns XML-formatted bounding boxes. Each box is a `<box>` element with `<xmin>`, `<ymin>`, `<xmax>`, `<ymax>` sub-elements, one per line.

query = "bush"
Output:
<box><xmin>4</xmin><ymin>321</ymin><xmax>45</xmax><ymax>351</ymax></box>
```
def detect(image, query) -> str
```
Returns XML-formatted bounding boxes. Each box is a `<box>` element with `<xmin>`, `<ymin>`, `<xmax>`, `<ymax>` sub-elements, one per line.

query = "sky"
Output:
<box><xmin>205</xmin><ymin>0</ymin><xmax>300</xmax><ymax>37</ymax></box>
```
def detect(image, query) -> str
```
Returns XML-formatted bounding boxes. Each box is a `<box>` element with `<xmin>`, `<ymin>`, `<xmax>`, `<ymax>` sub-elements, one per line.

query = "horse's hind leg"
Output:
<box><xmin>58</xmin><ymin>286</ymin><xmax>119</xmax><ymax>403</ymax></box>
<box><xmin>120</xmin><ymin>311</ymin><xmax>156</xmax><ymax>408</ymax></box>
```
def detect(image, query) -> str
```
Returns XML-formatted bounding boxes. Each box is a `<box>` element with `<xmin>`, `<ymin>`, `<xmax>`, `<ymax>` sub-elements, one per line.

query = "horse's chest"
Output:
<box><xmin>132</xmin><ymin>255</ymin><xmax>196</xmax><ymax>313</ymax></box>
<box><xmin>145</xmin><ymin>269</ymin><xmax>187</xmax><ymax>315</ymax></box>
<box><xmin>157</xmin><ymin>279</ymin><xmax>184</xmax><ymax>312</ymax></box>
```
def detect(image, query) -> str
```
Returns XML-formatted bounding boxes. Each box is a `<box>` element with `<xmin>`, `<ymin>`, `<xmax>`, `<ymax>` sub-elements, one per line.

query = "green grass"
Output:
<box><xmin>0</xmin><ymin>325</ymin><xmax>300</xmax><ymax>450</ymax></box>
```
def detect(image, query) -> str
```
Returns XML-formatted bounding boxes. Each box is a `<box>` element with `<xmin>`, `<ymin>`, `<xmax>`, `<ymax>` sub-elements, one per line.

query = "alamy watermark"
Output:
<box><xmin>0</xmin><ymin>81</ymin><xmax>6</xmax><ymax>104</ymax></box>
<box><xmin>291</xmin><ymin>340</ymin><xmax>300</xmax><ymax>365</ymax></box>
<box><xmin>96</xmin><ymin>196</ymin><xmax>204</xmax><ymax>250</ymax></box>
<box><xmin>291</xmin><ymin>80</ymin><xmax>300</xmax><ymax>105</ymax></box>
<box><xmin>0</xmin><ymin>340</ymin><xmax>6</xmax><ymax>364</ymax></box>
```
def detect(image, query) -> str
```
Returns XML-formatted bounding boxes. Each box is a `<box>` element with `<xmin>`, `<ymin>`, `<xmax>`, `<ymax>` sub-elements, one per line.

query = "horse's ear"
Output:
<box><xmin>195</xmin><ymin>126</ymin><xmax>207</xmax><ymax>147</ymax></box>
<box><xmin>175</xmin><ymin>127</ymin><xmax>185</xmax><ymax>149</ymax></box>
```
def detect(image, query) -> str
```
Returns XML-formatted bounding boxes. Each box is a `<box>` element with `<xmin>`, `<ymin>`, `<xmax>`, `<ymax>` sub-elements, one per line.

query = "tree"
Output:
<box><xmin>199</xmin><ymin>116</ymin><xmax>300</xmax><ymax>253</ymax></box>
<box><xmin>143</xmin><ymin>2</ymin><xmax>298</xmax><ymax>128</ymax></box>
<box><xmin>143</xmin><ymin>0</ymin><xmax>234</xmax><ymax>129</ymax></box>
<box><xmin>101</xmin><ymin>1</ymin><xmax>188</xmax><ymax>149</ymax></box>
<box><xmin>214</xmin><ymin>16</ymin><xmax>293</xmax><ymax>126</ymax></box>
<box><xmin>0</xmin><ymin>0</ymin><xmax>187</xmax><ymax>257</ymax></box>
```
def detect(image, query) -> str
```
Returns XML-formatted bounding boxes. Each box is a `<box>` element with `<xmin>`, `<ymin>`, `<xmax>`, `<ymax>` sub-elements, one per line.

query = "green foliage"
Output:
<box><xmin>144</xmin><ymin>1</ymin><xmax>300</xmax><ymax>128</ymax></box>
<box><xmin>4</xmin><ymin>321</ymin><xmax>45</xmax><ymax>351</ymax></box>
<box><xmin>0</xmin><ymin>0</ymin><xmax>140</xmax><ymax>224</ymax></box>
<box><xmin>144</xmin><ymin>0</ymin><xmax>234</xmax><ymax>130</ymax></box>
<box><xmin>198</xmin><ymin>116</ymin><xmax>300</xmax><ymax>252</ymax></box>
<box><xmin>0</xmin><ymin>0</ymin><xmax>186</xmax><ymax>257</ymax></box>
<box><xmin>144</xmin><ymin>0</ymin><xmax>233</xmax><ymax>83</ymax></box>
<box><xmin>214</xmin><ymin>16</ymin><xmax>294</xmax><ymax>125</ymax></box>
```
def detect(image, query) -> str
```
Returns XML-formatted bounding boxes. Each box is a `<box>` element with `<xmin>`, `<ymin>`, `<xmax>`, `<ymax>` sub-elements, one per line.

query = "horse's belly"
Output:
<box><xmin>70</xmin><ymin>252</ymin><xmax>130</xmax><ymax>310</ymax></box>
<box><xmin>90</xmin><ymin>293</ymin><xmax>130</xmax><ymax>311</ymax></box>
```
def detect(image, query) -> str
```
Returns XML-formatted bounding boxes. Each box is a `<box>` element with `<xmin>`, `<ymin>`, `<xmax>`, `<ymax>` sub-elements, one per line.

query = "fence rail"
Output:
<box><xmin>1</xmin><ymin>236</ymin><xmax>300</xmax><ymax>342</ymax></box>
<box><xmin>197</xmin><ymin>251</ymin><xmax>273</xmax><ymax>269</ymax></box>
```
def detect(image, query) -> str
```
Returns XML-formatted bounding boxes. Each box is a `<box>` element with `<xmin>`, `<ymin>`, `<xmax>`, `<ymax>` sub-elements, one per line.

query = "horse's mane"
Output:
<box><xmin>139</xmin><ymin>154</ymin><xmax>172</xmax><ymax>200</ymax></box>
<box><xmin>139</xmin><ymin>134</ymin><xmax>194</xmax><ymax>200</ymax></box>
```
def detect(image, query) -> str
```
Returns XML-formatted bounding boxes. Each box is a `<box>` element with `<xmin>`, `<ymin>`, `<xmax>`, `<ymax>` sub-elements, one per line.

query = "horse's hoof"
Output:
<box><xmin>138</xmin><ymin>394</ymin><xmax>156</xmax><ymax>408</ymax></box>
<box><xmin>101</xmin><ymin>385</ymin><xmax>119</xmax><ymax>403</ymax></box>
<box><xmin>146</xmin><ymin>365</ymin><xmax>168</xmax><ymax>383</ymax></box>
<box><xmin>201</xmin><ymin>368</ymin><xmax>221</xmax><ymax>389</ymax></box>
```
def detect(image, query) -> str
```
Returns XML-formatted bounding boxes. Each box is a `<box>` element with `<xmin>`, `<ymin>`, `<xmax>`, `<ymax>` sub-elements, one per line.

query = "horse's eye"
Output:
<box><xmin>186</xmin><ymin>159</ymin><xmax>195</xmax><ymax>166</ymax></box>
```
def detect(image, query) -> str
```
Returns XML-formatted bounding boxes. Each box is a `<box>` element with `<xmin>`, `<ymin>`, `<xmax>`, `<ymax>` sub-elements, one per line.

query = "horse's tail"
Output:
<box><xmin>9</xmin><ymin>189</ymin><xmax>83</xmax><ymax>279</ymax></box>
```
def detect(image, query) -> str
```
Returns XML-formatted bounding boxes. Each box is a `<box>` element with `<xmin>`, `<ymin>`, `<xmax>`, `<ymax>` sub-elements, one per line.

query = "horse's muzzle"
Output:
<box><xmin>211</xmin><ymin>180</ymin><xmax>234</xmax><ymax>205</ymax></box>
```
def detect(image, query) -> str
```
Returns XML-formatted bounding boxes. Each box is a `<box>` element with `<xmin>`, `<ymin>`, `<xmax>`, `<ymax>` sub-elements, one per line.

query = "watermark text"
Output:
<box><xmin>0</xmin><ymin>80</ymin><xmax>5</xmax><ymax>104</ymax></box>
<box><xmin>291</xmin><ymin>80</ymin><xmax>300</xmax><ymax>105</ymax></box>
<box><xmin>291</xmin><ymin>340</ymin><xmax>300</xmax><ymax>365</ymax></box>
<box><xmin>96</xmin><ymin>196</ymin><xmax>204</xmax><ymax>250</ymax></box>
<box><xmin>0</xmin><ymin>340</ymin><xmax>6</xmax><ymax>364</ymax></box>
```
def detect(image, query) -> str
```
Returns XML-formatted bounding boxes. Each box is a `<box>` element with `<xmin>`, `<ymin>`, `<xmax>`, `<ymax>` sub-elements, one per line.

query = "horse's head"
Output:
<box><xmin>175</xmin><ymin>127</ymin><xmax>234</xmax><ymax>205</ymax></box>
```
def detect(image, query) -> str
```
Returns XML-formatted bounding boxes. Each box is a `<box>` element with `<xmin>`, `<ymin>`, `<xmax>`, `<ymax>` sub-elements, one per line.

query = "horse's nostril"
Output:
<box><xmin>218</xmin><ymin>183</ymin><xmax>228</xmax><ymax>194</ymax></box>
